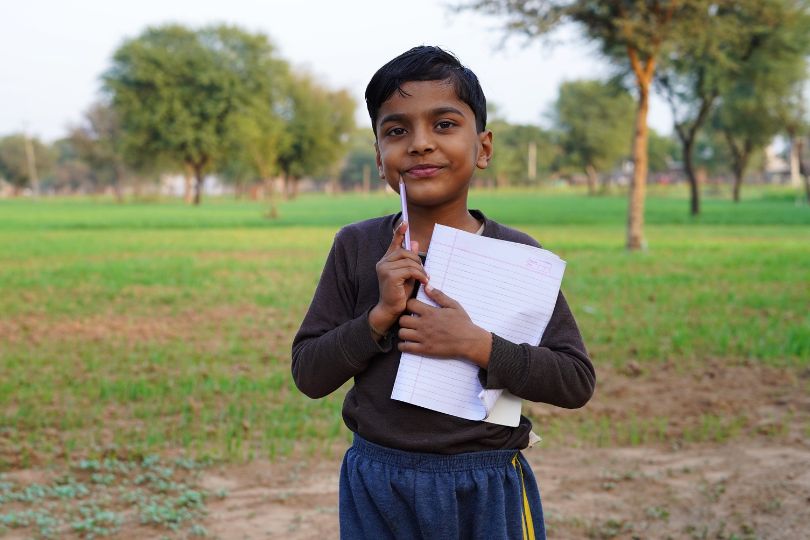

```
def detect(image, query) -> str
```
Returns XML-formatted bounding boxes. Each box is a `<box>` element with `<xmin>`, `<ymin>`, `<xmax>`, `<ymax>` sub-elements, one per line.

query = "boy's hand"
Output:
<box><xmin>369</xmin><ymin>222</ymin><xmax>428</xmax><ymax>337</ymax></box>
<box><xmin>397</xmin><ymin>285</ymin><xmax>492</xmax><ymax>368</ymax></box>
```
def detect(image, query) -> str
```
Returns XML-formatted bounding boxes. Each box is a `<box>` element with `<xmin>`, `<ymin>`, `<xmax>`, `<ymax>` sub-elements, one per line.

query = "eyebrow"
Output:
<box><xmin>379</xmin><ymin>106</ymin><xmax>467</xmax><ymax>126</ymax></box>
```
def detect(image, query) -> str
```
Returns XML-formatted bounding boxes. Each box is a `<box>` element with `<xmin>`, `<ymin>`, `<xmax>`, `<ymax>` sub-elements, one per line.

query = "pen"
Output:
<box><xmin>399</xmin><ymin>176</ymin><xmax>411</xmax><ymax>251</ymax></box>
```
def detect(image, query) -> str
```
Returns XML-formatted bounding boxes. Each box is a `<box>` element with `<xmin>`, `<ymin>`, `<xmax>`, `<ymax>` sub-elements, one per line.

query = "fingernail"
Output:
<box><xmin>425</xmin><ymin>283</ymin><xmax>433</xmax><ymax>292</ymax></box>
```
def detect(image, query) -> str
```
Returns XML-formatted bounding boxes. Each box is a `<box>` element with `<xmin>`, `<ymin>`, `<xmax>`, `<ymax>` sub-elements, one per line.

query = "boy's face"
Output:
<box><xmin>375</xmin><ymin>80</ymin><xmax>492</xmax><ymax>210</ymax></box>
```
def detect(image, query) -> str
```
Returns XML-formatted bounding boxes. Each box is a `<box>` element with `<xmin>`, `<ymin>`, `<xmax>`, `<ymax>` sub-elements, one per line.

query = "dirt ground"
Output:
<box><xmin>200</xmin><ymin>441</ymin><xmax>810</xmax><ymax>540</ymax></box>
<box><xmin>5</xmin><ymin>362</ymin><xmax>808</xmax><ymax>539</ymax></box>
<box><xmin>198</xmin><ymin>362</ymin><xmax>810</xmax><ymax>540</ymax></box>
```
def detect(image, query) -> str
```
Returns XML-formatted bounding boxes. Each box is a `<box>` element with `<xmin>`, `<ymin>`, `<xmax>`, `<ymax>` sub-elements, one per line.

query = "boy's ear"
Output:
<box><xmin>375</xmin><ymin>142</ymin><xmax>385</xmax><ymax>179</ymax></box>
<box><xmin>476</xmin><ymin>130</ymin><xmax>493</xmax><ymax>170</ymax></box>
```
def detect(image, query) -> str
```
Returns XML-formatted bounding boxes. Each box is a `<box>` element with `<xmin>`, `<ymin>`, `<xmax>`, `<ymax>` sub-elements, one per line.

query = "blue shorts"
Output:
<box><xmin>339</xmin><ymin>435</ymin><xmax>545</xmax><ymax>540</ymax></box>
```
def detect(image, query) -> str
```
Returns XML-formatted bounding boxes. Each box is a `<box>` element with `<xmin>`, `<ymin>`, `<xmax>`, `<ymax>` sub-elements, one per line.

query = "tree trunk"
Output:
<box><xmin>192</xmin><ymin>164</ymin><xmax>204</xmax><ymax>206</ymax></box>
<box><xmin>796</xmin><ymin>138</ymin><xmax>809</xmax><ymax>205</ymax></box>
<box><xmin>732</xmin><ymin>153</ymin><xmax>749</xmax><ymax>203</ymax></box>
<box><xmin>682</xmin><ymin>138</ymin><xmax>700</xmax><ymax>216</ymax></box>
<box><xmin>263</xmin><ymin>177</ymin><xmax>278</xmax><ymax>219</ymax></box>
<box><xmin>732</xmin><ymin>168</ymin><xmax>743</xmax><ymax>202</ymax></box>
<box><xmin>627</xmin><ymin>49</ymin><xmax>653</xmax><ymax>251</ymax></box>
<box><xmin>112</xmin><ymin>163</ymin><xmax>125</xmax><ymax>203</ymax></box>
<box><xmin>585</xmin><ymin>164</ymin><xmax>598</xmax><ymax>196</ymax></box>
<box><xmin>724</xmin><ymin>132</ymin><xmax>750</xmax><ymax>203</ymax></box>
<box><xmin>183</xmin><ymin>165</ymin><xmax>194</xmax><ymax>204</ymax></box>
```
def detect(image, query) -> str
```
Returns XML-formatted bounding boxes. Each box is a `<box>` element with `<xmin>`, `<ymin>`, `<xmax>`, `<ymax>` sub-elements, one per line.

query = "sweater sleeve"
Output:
<box><xmin>291</xmin><ymin>229</ymin><xmax>391</xmax><ymax>399</ymax></box>
<box><xmin>482</xmin><ymin>290</ymin><xmax>595</xmax><ymax>409</ymax></box>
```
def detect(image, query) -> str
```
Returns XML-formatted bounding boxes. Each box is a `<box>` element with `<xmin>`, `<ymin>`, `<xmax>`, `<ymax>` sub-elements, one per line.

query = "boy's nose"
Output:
<box><xmin>407</xmin><ymin>127</ymin><xmax>435</xmax><ymax>155</ymax></box>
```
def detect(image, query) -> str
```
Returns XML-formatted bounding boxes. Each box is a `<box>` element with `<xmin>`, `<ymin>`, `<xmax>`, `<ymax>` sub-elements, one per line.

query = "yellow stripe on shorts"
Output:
<box><xmin>512</xmin><ymin>454</ymin><xmax>535</xmax><ymax>540</ymax></box>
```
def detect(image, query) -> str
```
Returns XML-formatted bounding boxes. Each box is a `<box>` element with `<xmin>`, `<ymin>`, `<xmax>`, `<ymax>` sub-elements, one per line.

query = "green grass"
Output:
<box><xmin>0</xmin><ymin>187</ymin><xmax>808</xmax><ymax>471</ymax></box>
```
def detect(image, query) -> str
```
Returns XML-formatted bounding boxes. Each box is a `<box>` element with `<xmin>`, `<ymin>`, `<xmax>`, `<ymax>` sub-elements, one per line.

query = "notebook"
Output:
<box><xmin>390</xmin><ymin>224</ymin><xmax>566</xmax><ymax>426</ymax></box>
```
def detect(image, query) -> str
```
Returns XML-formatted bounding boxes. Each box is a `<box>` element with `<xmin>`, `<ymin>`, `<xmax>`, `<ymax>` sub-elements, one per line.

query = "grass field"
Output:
<box><xmin>0</xmin><ymin>187</ymin><xmax>808</xmax><ymax>537</ymax></box>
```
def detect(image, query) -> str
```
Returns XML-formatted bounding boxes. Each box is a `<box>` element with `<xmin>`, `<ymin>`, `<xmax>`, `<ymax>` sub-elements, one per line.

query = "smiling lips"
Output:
<box><xmin>406</xmin><ymin>164</ymin><xmax>443</xmax><ymax>178</ymax></box>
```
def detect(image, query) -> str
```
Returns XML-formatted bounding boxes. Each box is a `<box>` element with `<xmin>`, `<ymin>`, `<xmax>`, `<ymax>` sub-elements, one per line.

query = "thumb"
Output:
<box><xmin>424</xmin><ymin>283</ymin><xmax>458</xmax><ymax>308</ymax></box>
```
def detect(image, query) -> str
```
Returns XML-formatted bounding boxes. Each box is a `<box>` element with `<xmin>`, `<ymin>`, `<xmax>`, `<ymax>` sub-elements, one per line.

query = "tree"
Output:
<box><xmin>655</xmin><ymin>2</ymin><xmax>748</xmax><ymax>214</ymax></box>
<box><xmin>217</xmin><ymin>30</ymin><xmax>291</xmax><ymax>216</ymax></box>
<box><xmin>712</xmin><ymin>3</ymin><xmax>810</xmax><ymax>202</ymax></box>
<box><xmin>657</xmin><ymin>0</ymin><xmax>810</xmax><ymax>214</ymax></box>
<box><xmin>68</xmin><ymin>101</ymin><xmax>129</xmax><ymax>201</ymax></box>
<box><xmin>459</xmin><ymin>0</ymin><xmax>705</xmax><ymax>249</ymax></box>
<box><xmin>277</xmin><ymin>73</ymin><xmax>356</xmax><ymax>198</ymax></box>
<box><xmin>553</xmin><ymin>79</ymin><xmax>634</xmax><ymax>194</ymax></box>
<box><xmin>0</xmin><ymin>134</ymin><xmax>53</xmax><ymax>195</ymax></box>
<box><xmin>104</xmin><ymin>24</ymin><xmax>288</xmax><ymax>205</ymax></box>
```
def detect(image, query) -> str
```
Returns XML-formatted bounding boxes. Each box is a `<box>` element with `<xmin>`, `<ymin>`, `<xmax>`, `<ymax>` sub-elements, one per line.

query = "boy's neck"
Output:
<box><xmin>405</xmin><ymin>201</ymin><xmax>481</xmax><ymax>251</ymax></box>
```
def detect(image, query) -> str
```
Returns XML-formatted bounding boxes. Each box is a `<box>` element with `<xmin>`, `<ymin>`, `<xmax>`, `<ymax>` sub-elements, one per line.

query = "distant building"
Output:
<box><xmin>159</xmin><ymin>174</ymin><xmax>232</xmax><ymax>197</ymax></box>
<box><xmin>764</xmin><ymin>142</ymin><xmax>790</xmax><ymax>184</ymax></box>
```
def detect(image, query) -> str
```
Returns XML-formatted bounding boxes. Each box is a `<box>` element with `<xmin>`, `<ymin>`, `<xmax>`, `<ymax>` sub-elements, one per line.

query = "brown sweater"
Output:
<box><xmin>291</xmin><ymin>210</ymin><xmax>595</xmax><ymax>454</ymax></box>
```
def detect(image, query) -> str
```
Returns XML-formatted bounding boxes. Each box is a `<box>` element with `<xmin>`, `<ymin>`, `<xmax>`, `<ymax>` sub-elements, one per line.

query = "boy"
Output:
<box><xmin>292</xmin><ymin>46</ymin><xmax>595</xmax><ymax>539</ymax></box>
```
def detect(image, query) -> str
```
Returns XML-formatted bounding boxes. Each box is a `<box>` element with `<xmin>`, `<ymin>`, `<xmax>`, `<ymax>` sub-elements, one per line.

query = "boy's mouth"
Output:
<box><xmin>406</xmin><ymin>164</ymin><xmax>443</xmax><ymax>178</ymax></box>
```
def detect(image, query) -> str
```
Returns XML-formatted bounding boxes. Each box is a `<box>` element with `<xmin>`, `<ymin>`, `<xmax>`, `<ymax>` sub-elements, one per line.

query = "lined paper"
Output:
<box><xmin>391</xmin><ymin>224</ymin><xmax>566</xmax><ymax>425</ymax></box>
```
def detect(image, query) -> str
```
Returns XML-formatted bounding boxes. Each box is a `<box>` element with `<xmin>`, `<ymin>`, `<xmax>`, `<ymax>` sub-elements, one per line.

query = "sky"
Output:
<box><xmin>1</xmin><ymin>0</ymin><xmax>672</xmax><ymax>142</ymax></box>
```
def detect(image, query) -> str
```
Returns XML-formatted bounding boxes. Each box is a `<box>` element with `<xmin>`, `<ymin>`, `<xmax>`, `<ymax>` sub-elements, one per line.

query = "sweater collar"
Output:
<box><xmin>379</xmin><ymin>209</ymin><xmax>495</xmax><ymax>251</ymax></box>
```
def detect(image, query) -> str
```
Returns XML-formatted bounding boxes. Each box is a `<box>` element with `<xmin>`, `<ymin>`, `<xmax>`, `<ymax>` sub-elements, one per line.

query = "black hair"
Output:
<box><xmin>365</xmin><ymin>45</ymin><xmax>487</xmax><ymax>136</ymax></box>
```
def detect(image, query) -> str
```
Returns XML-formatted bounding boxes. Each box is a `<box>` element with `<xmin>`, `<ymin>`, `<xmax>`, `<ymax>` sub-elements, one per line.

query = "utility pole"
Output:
<box><xmin>527</xmin><ymin>141</ymin><xmax>537</xmax><ymax>182</ymax></box>
<box><xmin>23</xmin><ymin>132</ymin><xmax>40</xmax><ymax>196</ymax></box>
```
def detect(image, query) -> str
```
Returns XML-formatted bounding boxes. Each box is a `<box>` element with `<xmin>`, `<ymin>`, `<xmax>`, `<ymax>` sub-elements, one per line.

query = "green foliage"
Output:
<box><xmin>103</xmin><ymin>24</ymin><xmax>296</xmax><ymax>203</ymax></box>
<box><xmin>278</xmin><ymin>72</ymin><xmax>356</xmax><ymax>185</ymax></box>
<box><xmin>217</xmin><ymin>28</ymin><xmax>291</xmax><ymax>184</ymax></box>
<box><xmin>710</xmin><ymin>1</ymin><xmax>810</xmax><ymax>192</ymax></box>
<box><xmin>553</xmin><ymin>79</ymin><xmax>634</xmax><ymax>177</ymax></box>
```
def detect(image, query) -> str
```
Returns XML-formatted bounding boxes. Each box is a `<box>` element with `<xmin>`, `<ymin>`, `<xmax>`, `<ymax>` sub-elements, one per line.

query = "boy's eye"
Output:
<box><xmin>385</xmin><ymin>127</ymin><xmax>407</xmax><ymax>137</ymax></box>
<box><xmin>436</xmin><ymin>121</ymin><xmax>455</xmax><ymax>130</ymax></box>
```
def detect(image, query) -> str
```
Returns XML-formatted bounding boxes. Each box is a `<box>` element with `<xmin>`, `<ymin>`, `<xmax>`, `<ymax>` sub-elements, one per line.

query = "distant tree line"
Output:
<box><xmin>2</xmin><ymin>11</ymin><xmax>809</xmax><ymax>229</ymax></box>
<box><xmin>0</xmin><ymin>24</ymin><xmax>356</xmax><ymax>215</ymax></box>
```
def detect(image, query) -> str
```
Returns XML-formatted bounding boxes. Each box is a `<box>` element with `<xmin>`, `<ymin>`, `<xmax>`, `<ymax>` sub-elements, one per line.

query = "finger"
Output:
<box><xmin>398</xmin><ymin>313</ymin><xmax>420</xmax><ymax>329</ymax></box>
<box><xmin>406</xmin><ymin>298</ymin><xmax>434</xmax><ymax>315</ymax></box>
<box><xmin>398</xmin><ymin>328</ymin><xmax>421</xmax><ymax>342</ymax></box>
<box><xmin>423</xmin><ymin>284</ymin><xmax>459</xmax><ymax>308</ymax></box>
<box><xmin>386</xmin><ymin>221</ymin><xmax>409</xmax><ymax>254</ymax></box>
<box><xmin>398</xmin><ymin>341</ymin><xmax>424</xmax><ymax>354</ymax></box>
<box><xmin>411</xmin><ymin>239</ymin><xmax>420</xmax><ymax>256</ymax></box>
<box><xmin>384</xmin><ymin>264</ymin><xmax>429</xmax><ymax>285</ymax></box>
<box><xmin>382</xmin><ymin>248</ymin><xmax>424</xmax><ymax>266</ymax></box>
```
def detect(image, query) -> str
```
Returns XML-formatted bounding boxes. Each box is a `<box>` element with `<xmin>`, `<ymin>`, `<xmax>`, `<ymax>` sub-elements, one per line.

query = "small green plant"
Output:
<box><xmin>0</xmin><ymin>455</ymin><xmax>218</xmax><ymax>538</ymax></box>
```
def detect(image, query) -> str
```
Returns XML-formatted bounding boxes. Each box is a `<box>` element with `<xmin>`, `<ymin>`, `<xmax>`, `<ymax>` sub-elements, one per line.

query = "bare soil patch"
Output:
<box><xmin>196</xmin><ymin>441</ymin><xmax>810</xmax><ymax>540</ymax></box>
<box><xmin>0</xmin><ymin>304</ymin><xmax>280</xmax><ymax>350</ymax></box>
<box><xmin>194</xmin><ymin>362</ymin><xmax>810</xmax><ymax>539</ymax></box>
